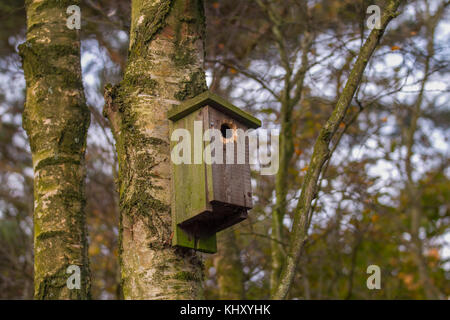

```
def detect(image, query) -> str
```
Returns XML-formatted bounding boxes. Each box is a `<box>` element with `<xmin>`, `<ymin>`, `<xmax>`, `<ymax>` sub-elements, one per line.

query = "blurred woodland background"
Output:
<box><xmin>0</xmin><ymin>0</ymin><xmax>449</xmax><ymax>299</ymax></box>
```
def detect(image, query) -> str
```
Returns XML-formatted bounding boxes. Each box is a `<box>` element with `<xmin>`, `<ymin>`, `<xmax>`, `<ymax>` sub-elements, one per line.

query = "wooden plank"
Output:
<box><xmin>170</xmin><ymin>109</ymin><xmax>217</xmax><ymax>252</ymax></box>
<box><xmin>203</xmin><ymin>106</ymin><xmax>215</xmax><ymax>203</ymax></box>
<box><xmin>208</xmin><ymin>107</ymin><xmax>253</xmax><ymax>209</ymax></box>
<box><xmin>169</xmin><ymin>100</ymin><xmax>256</xmax><ymax>250</ymax></box>
<box><xmin>167</xmin><ymin>91</ymin><xmax>262</xmax><ymax>129</ymax></box>
<box><xmin>173</xmin><ymin>225</ymin><xmax>217</xmax><ymax>253</ymax></box>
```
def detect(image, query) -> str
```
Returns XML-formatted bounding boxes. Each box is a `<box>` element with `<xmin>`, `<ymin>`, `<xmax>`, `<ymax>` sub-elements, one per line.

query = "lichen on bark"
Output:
<box><xmin>19</xmin><ymin>0</ymin><xmax>91</xmax><ymax>299</ymax></box>
<box><xmin>104</xmin><ymin>0</ymin><xmax>208</xmax><ymax>299</ymax></box>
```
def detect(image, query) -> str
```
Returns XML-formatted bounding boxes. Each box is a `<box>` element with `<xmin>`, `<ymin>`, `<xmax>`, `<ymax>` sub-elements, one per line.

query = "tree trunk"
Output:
<box><xmin>256</xmin><ymin>0</ymin><xmax>313</xmax><ymax>295</ymax></box>
<box><xmin>213</xmin><ymin>229</ymin><xmax>245</xmax><ymax>299</ymax></box>
<box><xmin>19</xmin><ymin>0</ymin><xmax>91</xmax><ymax>299</ymax></box>
<box><xmin>104</xmin><ymin>0</ymin><xmax>208</xmax><ymax>299</ymax></box>
<box><xmin>272</xmin><ymin>0</ymin><xmax>402</xmax><ymax>299</ymax></box>
<box><xmin>270</xmin><ymin>96</ymin><xmax>293</xmax><ymax>294</ymax></box>
<box><xmin>404</xmin><ymin>3</ymin><xmax>446</xmax><ymax>300</ymax></box>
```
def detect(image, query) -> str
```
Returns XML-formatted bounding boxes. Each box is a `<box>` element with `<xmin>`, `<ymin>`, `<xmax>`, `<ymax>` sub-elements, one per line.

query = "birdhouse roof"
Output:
<box><xmin>167</xmin><ymin>91</ymin><xmax>261</xmax><ymax>129</ymax></box>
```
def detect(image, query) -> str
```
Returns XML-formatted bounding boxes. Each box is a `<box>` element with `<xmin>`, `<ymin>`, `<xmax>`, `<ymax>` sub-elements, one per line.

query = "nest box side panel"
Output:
<box><xmin>170</xmin><ymin>109</ymin><xmax>216</xmax><ymax>253</ymax></box>
<box><xmin>207</xmin><ymin>106</ymin><xmax>253</xmax><ymax>210</ymax></box>
<box><xmin>173</xmin><ymin>225</ymin><xmax>217</xmax><ymax>253</ymax></box>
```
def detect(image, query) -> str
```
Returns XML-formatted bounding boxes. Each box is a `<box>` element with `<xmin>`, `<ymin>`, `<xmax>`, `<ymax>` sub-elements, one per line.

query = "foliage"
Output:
<box><xmin>0</xmin><ymin>0</ymin><xmax>448</xmax><ymax>299</ymax></box>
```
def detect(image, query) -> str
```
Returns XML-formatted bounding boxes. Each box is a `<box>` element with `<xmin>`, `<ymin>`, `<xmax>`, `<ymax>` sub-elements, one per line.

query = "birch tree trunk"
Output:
<box><xmin>19</xmin><ymin>0</ymin><xmax>91</xmax><ymax>299</ymax></box>
<box><xmin>104</xmin><ymin>0</ymin><xmax>208</xmax><ymax>299</ymax></box>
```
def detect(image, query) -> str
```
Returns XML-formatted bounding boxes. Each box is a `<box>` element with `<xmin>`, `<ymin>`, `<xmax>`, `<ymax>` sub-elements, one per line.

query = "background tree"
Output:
<box><xmin>18</xmin><ymin>0</ymin><xmax>91</xmax><ymax>299</ymax></box>
<box><xmin>0</xmin><ymin>0</ymin><xmax>448</xmax><ymax>300</ymax></box>
<box><xmin>203</xmin><ymin>0</ymin><xmax>449</xmax><ymax>299</ymax></box>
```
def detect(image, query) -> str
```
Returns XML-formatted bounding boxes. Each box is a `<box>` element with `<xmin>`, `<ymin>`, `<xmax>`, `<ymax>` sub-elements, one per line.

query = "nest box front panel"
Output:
<box><xmin>168</xmin><ymin>91</ymin><xmax>261</xmax><ymax>253</ymax></box>
<box><xmin>207</xmin><ymin>106</ymin><xmax>253</xmax><ymax>210</ymax></box>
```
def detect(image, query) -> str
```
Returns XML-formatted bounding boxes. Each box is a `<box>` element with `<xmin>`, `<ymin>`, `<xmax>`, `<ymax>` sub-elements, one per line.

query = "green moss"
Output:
<box><xmin>35</xmin><ymin>270</ymin><xmax>66</xmax><ymax>300</ymax></box>
<box><xmin>121</xmin><ymin>278</ymin><xmax>129</xmax><ymax>298</ymax></box>
<box><xmin>23</xmin><ymin>0</ymin><xmax>91</xmax><ymax>300</ymax></box>
<box><xmin>119</xmin><ymin>169</ymin><xmax>170</xmax><ymax>229</ymax></box>
<box><xmin>174</xmin><ymin>71</ymin><xmax>207</xmax><ymax>101</ymax></box>
<box><xmin>171</xmin><ymin>11</ymin><xmax>195</xmax><ymax>68</ymax></box>
<box><xmin>31</xmin><ymin>0</ymin><xmax>77</xmax><ymax>12</ymax></box>
<box><xmin>171</xmin><ymin>47</ymin><xmax>195</xmax><ymax>68</ymax></box>
<box><xmin>57</xmin><ymin>106</ymin><xmax>90</xmax><ymax>153</ymax></box>
<box><xmin>104</xmin><ymin>0</ymin><xmax>209</xmax><ymax>297</ymax></box>
<box><xmin>18</xmin><ymin>40</ymin><xmax>83</xmax><ymax>89</ymax></box>
<box><xmin>173</xmin><ymin>271</ymin><xmax>200</xmax><ymax>282</ymax></box>
<box><xmin>27</xmin><ymin>22</ymin><xmax>45</xmax><ymax>34</ymax></box>
<box><xmin>121</xmin><ymin>190</ymin><xmax>170</xmax><ymax>220</ymax></box>
<box><xmin>35</xmin><ymin>156</ymin><xmax>80</xmax><ymax>171</ymax></box>
<box><xmin>36</xmin><ymin>230</ymin><xmax>66</xmax><ymax>241</ymax></box>
<box><xmin>194</xmin><ymin>0</ymin><xmax>207</xmax><ymax>51</ymax></box>
<box><xmin>130</xmin><ymin>0</ymin><xmax>174</xmax><ymax>58</ymax></box>
<box><xmin>107</xmin><ymin>81</ymin><xmax>171</xmax><ymax>234</ymax></box>
<box><xmin>117</xmin><ymin>210</ymin><xmax>124</xmax><ymax>289</ymax></box>
<box><xmin>121</xmin><ymin>74</ymin><xmax>158</xmax><ymax>94</ymax></box>
<box><xmin>24</xmin><ymin>102</ymin><xmax>88</xmax><ymax>154</ymax></box>
<box><xmin>35</xmin><ymin>264</ymin><xmax>87</xmax><ymax>300</ymax></box>
<box><xmin>169</xmin><ymin>0</ymin><xmax>206</xmax><ymax>68</ymax></box>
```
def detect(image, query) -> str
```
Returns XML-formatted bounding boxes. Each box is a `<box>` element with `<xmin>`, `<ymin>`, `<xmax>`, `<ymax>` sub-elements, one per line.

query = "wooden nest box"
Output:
<box><xmin>168</xmin><ymin>91</ymin><xmax>261</xmax><ymax>253</ymax></box>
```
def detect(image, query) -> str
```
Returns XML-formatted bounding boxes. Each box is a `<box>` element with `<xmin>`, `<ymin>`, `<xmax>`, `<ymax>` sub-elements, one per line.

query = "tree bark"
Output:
<box><xmin>272</xmin><ymin>0</ymin><xmax>402</xmax><ymax>299</ymax></box>
<box><xmin>104</xmin><ymin>0</ymin><xmax>208</xmax><ymax>299</ymax></box>
<box><xmin>19</xmin><ymin>0</ymin><xmax>91</xmax><ymax>299</ymax></box>
<box><xmin>213</xmin><ymin>229</ymin><xmax>245</xmax><ymax>300</ymax></box>
<box><xmin>256</xmin><ymin>0</ymin><xmax>313</xmax><ymax>295</ymax></box>
<box><xmin>404</xmin><ymin>2</ymin><xmax>447</xmax><ymax>300</ymax></box>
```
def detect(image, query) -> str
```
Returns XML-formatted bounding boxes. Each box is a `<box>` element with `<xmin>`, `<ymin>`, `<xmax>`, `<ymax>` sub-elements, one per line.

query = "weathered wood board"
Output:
<box><xmin>169</xmin><ymin>92</ymin><xmax>261</xmax><ymax>253</ymax></box>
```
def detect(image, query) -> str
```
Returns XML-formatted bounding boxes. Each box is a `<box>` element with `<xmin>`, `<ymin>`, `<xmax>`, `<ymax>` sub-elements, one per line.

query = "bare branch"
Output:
<box><xmin>272</xmin><ymin>0</ymin><xmax>402</xmax><ymax>300</ymax></box>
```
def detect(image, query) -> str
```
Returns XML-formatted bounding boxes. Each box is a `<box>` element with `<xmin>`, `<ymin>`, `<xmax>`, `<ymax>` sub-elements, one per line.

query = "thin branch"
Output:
<box><xmin>272</xmin><ymin>0</ymin><xmax>402</xmax><ymax>300</ymax></box>
<box><xmin>206</xmin><ymin>59</ymin><xmax>279</xmax><ymax>99</ymax></box>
